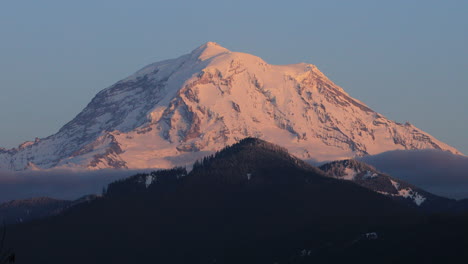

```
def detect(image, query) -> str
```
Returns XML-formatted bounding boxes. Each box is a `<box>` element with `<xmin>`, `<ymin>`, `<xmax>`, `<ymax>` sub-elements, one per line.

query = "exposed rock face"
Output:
<box><xmin>0</xmin><ymin>42</ymin><xmax>462</xmax><ymax>170</ymax></box>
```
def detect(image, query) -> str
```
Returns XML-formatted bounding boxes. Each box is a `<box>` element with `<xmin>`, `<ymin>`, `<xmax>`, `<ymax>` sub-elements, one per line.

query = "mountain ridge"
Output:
<box><xmin>318</xmin><ymin>158</ymin><xmax>465</xmax><ymax>211</ymax></box>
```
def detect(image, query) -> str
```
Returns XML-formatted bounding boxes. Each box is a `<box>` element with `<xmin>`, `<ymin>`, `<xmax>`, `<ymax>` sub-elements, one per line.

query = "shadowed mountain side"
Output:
<box><xmin>0</xmin><ymin>197</ymin><xmax>71</xmax><ymax>225</ymax></box>
<box><xmin>8</xmin><ymin>138</ymin><xmax>421</xmax><ymax>264</ymax></box>
<box><xmin>0</xmin><ymin>195</ymin><xmax>100</xmax><ymax>225</ymax></box>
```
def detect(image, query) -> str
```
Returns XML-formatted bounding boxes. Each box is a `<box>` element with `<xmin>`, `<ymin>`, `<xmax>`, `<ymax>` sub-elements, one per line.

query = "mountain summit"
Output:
<box><xmin>0</xmin><ymin>42</ymin><xmax>461</xmax><ymax>170</ymax></box>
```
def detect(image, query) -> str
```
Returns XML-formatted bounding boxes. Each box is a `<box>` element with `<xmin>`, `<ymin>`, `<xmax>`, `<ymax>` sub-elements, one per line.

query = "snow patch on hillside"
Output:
<box><xmin>363</xmin><ymin>170</ymin><xmax>378</xmax><ymax>179</ymax></box>
<box><xmin>398</xmin><ymin>188</ymin><xmax>426</xmax><ymax>206</ymax></box>
<box><xmin>380</xmin><ymin>183</ymin><xmax>426</xmax><ymax>206</ymax></box>
<box><xmin>343</xmin><ymin>168</ymin><xmax>358</xmax><ymax>180</ymax></box>
<box><xmin>390</xmin><ymin>179</ymin><xmax>400</xmax><ymax>190</ymax></box>
<box><xmin>145</xmin><ymin>175</ymin><xmax>155</xmax><ymax>188</ymax></box>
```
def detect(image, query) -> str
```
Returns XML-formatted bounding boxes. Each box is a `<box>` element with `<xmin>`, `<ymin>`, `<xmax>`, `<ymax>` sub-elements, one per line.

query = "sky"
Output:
<box><xmin>0</xmin><ymin>0</ymin><xmax>467</xmax><ymax>154</ymax></box>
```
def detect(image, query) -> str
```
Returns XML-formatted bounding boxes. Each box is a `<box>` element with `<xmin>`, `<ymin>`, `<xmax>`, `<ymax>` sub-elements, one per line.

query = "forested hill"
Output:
<box><xmin>6</xmin><ymin>138</ymin><xmax>468</xmax><ymax>263</ymax></box>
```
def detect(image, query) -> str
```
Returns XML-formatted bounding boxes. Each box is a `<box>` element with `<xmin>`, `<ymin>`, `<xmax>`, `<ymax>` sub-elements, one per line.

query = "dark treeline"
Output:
<box><xmin>105</xmin><ymin>167</ymin><xmax>187</xmax><ymax>197</ymax></box>
<box><xmin>5</xmin><ymin>138</ymin><xmax>468</xmax><ymax>263</ymax></box>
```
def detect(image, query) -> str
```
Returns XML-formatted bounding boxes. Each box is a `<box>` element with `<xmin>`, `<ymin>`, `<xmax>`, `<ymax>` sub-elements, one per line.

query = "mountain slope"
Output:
<box><xmin>0</xmin><ymin>197</ymin><xmax>70</xmax><ymax>225</ymax></box>
<box><xmin>0</xmin><ymin>195</ymin><xmax>99</xmax><ymax>225</ymax></box>
<box><xmin>0</xmin><ymin>42</ymin><xmax>461</xmax><ymax>171</ymax></box>
<box><xmin>319</xmin><ymin>159</ymin><xmax>463</xmax><ymax>211</ymax></box>
<box><xmin>360</xmin><ymin>149</ymin><xmax>468</xmax><ymax>199</ymax></box>
<box><xmin>9</xmin><ymin>138</ymin><xmax>423</xmax><ymax>264</ymax></box>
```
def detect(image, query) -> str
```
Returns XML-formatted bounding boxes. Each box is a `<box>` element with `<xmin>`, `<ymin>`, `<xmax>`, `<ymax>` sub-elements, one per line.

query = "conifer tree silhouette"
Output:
<box><xmin>0</xmin><ymin>223</ymin><xmax>14</xmax><ymax>263</ymax></box>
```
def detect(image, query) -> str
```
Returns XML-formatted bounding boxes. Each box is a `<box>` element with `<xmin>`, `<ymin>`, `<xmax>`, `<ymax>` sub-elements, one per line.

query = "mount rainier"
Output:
<box><xmin>0</xmin><ymin>42</ymin><xmax>461</xmax><ymax>171</ymax></box>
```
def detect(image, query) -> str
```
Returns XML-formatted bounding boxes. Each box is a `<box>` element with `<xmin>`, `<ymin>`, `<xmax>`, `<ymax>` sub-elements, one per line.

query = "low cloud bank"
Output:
<box><xmin>2</xmin><ymin>149</ymin><xmax>466</xmax><ymax>203</ymax></box>
<box><xmin>360</xmin><ymin>149</ymin><xmax>468</xmax><ymax>199</ymax></box>
<box><xmin>0</xmin><ymin>169</ymin><xmax>151</xmax><ymax>203</ymax></box>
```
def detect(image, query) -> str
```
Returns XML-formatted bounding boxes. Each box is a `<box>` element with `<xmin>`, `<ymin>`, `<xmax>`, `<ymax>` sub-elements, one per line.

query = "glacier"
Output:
<box><xmin>0</xmin><ymin>42</ymin><xmax>461</xmax><ymax>171</ymax></box>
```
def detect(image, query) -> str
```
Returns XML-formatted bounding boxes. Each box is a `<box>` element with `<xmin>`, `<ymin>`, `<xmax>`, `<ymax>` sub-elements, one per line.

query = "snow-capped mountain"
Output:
<box><xmin>0</xmin><ymin>42</ymin><xmax>462</xmax><ymax>171</ymax></box>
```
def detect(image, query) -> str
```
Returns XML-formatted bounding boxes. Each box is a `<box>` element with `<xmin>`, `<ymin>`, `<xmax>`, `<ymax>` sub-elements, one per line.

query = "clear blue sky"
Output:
<box><xmin>0</xmin><ymin>0</ymin><xmax>467</xmax><ymax>154</ymax></box>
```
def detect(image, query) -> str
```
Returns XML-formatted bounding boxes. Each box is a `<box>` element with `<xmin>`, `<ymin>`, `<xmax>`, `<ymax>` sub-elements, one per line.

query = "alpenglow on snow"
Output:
<box><xmin>0</xmin><ymin>42</ymin><xmax>462</xmax><ymax>170</ymax></box>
